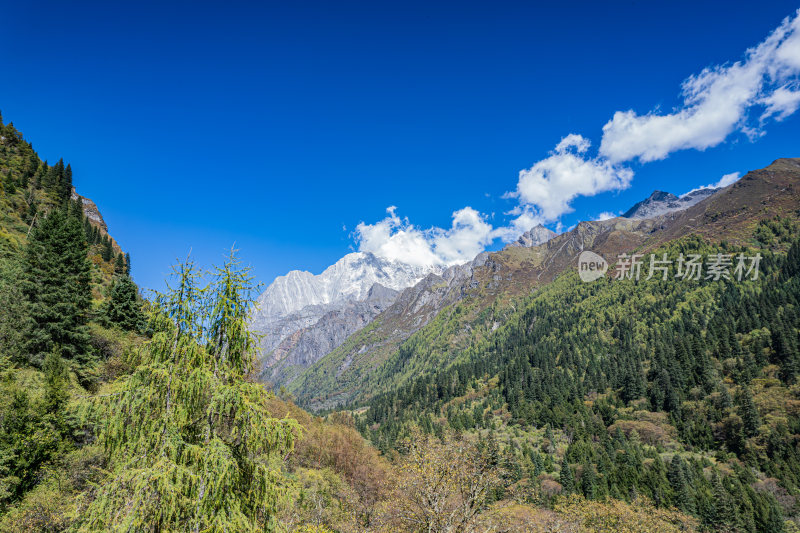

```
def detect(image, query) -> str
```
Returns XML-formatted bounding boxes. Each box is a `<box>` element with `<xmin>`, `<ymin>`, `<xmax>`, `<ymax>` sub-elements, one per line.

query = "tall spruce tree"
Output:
<box><xmin>0</xmin><ymin>254</ymin><xmax>25</xmax><ymax>365</ymax></box>
<box><xmin>80</xmin><ymin>251</ymin><xmax>298</xmax><ymax>531</ymax></box>
<box><xmin>737</xmin><ymin>386</ymin><xmax>760</xmax><ymax>437</ymax></box>
<box><xmin>101</xmin><ymin>236</ymin><xmax>113</xmax><ymax>261</ymax></box>
<box><xmin>114</xmin><ymin>252</ymin><xmax>125</xmax><ymax>274</ymax></box>
<box><xmin>560</xmin><ymin>457</ymin><xmax>575</xmax><ymax>494</ymax></box>
<box><xmin>61</xmin><ymin>163</ymin><xmax>73</xmax><ymax>204</ymax></box>
<box><xmin>21</xmin><ymin>208</ymin><xmax>92</xmax><ymax>368</ymax></box>
<box><xmin>668</xmin><ymin>455</ymin><xmax>694</xmax><ymax>514</ymax></box>
<box><xmin>106</xmin><ymin>274</ymin><xmax>143</xmax><ymax>332</ymax></box>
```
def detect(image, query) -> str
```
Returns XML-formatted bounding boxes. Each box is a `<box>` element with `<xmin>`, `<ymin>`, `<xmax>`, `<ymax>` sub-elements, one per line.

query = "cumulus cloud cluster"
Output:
<box><xmin>354</xmin><ymin>206</ymin><xmax>495</xmax><ymax>268</ymax></box>
<box><xmin>355</xmin><ymin>9</ymin><xmax>800</xmax><ymax>268</ymax></box>
<box><xmin>508</xmin><ymin>134</ymin><xmax>633</xmax><ymax>221</ymax></box>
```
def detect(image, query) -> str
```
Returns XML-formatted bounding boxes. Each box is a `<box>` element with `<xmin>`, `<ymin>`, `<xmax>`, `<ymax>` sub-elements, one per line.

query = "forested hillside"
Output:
<box><xmin>2</xmin><ymin>112</ymin><xmax>798</xmax><ymax>531</ymax></box>
<box><xmin>285</xmin><ymin>161</ymin><xmax>800</xmax><ymax>531</ymax></box>
<box><xmin>291</xmin><ymin>159</ymin><xmax>800</xmax><ymax>412</ymax></box>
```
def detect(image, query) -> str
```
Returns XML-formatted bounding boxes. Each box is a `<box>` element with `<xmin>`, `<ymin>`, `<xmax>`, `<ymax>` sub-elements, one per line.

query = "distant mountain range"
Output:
<box><xmin>272</xmin><ymin>159</ymin><xmax>800</xmax><ymax>409</ymax></box>
<box><xmin>251</xmin><ymin>222</ymin><xmax>563</xmax><ymax>389</ymax></box>
<box><xmin>250</xmin><ymin>252</ymin><xmax>442</xmax><ymax>384</ymax></box>
<box><xmin>251</xmin><ymin>164</ymin><xmax>788</xmax><ymax>395</ymax></box>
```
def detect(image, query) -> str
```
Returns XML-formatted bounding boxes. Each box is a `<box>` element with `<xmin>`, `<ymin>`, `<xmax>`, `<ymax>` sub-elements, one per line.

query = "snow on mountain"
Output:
<box><xmin>622</xmin><ymin>188</ymin><xmax>719</xmax><ymax>219</ymax></box>
<box><xmin>250</xmin><ymin>252</ymin><xmax>443</xmax><ymax>372</ymax></box>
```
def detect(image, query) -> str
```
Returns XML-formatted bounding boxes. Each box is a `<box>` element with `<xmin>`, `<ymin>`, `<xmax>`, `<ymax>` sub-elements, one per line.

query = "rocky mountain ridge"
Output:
<box><xmin>251</xmin><ymin>251</ymin><xmax>444</xmax><ymax>381</ymax></box>
<box><xmin>508</xmin><ymin>224</ymin><xmax>557</xmax><ymax>248</ymax></box>
<box><xmin>256</xmin><ymin>221</ymin><xmax>558</xmax><ymax>389</ymax></box>
<box><xmin>289</xmin><ymin>159</ymin><xmax>800</xmax><ymax>410</ymax></box>
<box><xmin>622</xmin><ymin>187</ymin><xmax>718</xmax><ymax>219</ymax></box>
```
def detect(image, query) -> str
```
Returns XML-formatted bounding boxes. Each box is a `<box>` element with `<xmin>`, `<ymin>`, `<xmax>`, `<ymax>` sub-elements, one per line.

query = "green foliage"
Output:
<box><xmin>78</xmin><ymin>251</ymin><xmax>299</xmax><ymax>532</ymax></box>
<box><xmin>559</xmin><ymin>457</ymin><xmax>574</xmax><ymax>495</ymax></box>
<box><xmin>105</xmin><ymin>274</ymin><xmax>144</xmax><ymax>331</ymax></box>
<box><xmin>0</xmin><ymin>376</ymin><xmax>63</xmax><ymax>509</ymax></box>
<box><xmin>353</xmin><ymin>232</ymin><xmax>800</xmax><ymax>529</ymax></box>
<box><xmin>0</xmin><ymin>254</ymin><xmax>25</xmax><ymax>365</ymax></box>
<box><xmin>21</xmin><ymin>207</ymin><xmax>92</xmax><ymax>370</ymax></box>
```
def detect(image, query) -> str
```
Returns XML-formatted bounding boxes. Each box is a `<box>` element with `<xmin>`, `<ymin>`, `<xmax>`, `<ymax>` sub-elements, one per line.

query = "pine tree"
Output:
<box><xmin>708</xmin><ymin>471</ymin><xmax>737</xmax><ymax>531</ymax></box>
<box><xmin>125</xmin><ymin>252</ymin><xmax>132</xmax><ymax>276</ymax></box>
<box><xmin>737</xmin><ymin>386</ymin><xmax>760</xmax><ymax>437</ymax></box>
<box><xmin>0</xmin><ymin>254</ymin><xmax>25</xmax><ymax>365</ymax></box>
<box><xmin>581</xmin><ymin>461</ymin><xmax>597</xmax><ymax>499</ymax></box>
<box><xmin>114</xmin><ymin>252</ymin><xmax>125</xmax><ymax>275</ymax></box>
<box><xmin>21</xmin><ymin>208</ymin><xmax>92</xmax><ymax>369</ymax></box>
<box><xmin>559</xmin><ymin>457</ymin><xmax>575</xmax><ymax>494</ymax></box>
<box><xmin>79</xmin><ymin>251</ymin><xmax>299</xmax><ymax>532</ymax></box>
<box><xmin>106</xmin><ymin>274</ymin><xmax>143</xmax><ymax>331</ymax></box>
<box><xmin>102</xmin><ymin>236</ymin><xmax>113</xmax><ymax>261</ymax></box>
<box><xmin>668</xmin><ymin>455</ymin><xmax>694</xmax><ymax>514</ymax></box>
<box><xmin>69</xmin><ymin>194</ymin><xmax>83</xmax><ymax>219</ymax></box>
<box><xmin>61</xmin><ymin>163</ymin><xmax>73</xmax><ymax>204</ymax></box>
<box><xmin>41</xmin><ymin>346</ymin><xmax>70</xmax><ymax>436</ymax></box>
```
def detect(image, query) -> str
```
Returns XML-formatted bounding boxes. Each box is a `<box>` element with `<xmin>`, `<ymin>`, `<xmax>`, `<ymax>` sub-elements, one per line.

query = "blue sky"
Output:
<box><xmin>2</xmin><ymin>1</ymin><xmax>800</xmax><ymax>291</ymax></box>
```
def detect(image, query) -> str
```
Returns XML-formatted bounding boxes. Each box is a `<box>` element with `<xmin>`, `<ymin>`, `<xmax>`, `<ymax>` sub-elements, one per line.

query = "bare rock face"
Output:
<box><xmin>509</xmin><ymin>224</ymin><xmax>556</xmax><ymax>248</ymax></box>
<box><xmin>250</xmin><ymin>251</ymin><xmax>442</xmax><ymax>386</ymax></box>
<box><xmin>260</xmin><ymin>283</ymin><xmax>399</xmax><ymax>385</ymax></box>
<box><xmin>622</xmin><ymin>188</ymin><xmax>718</xmax><ymax>219</ymax></box>
<box><xmin>71</xmin><ymin>189</ymin><xmax>108</xmax><ymax>232</ymax></box>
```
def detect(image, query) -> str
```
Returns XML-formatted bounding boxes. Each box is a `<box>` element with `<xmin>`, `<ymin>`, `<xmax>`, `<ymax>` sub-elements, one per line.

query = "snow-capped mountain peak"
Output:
<box><xmin>252</xmin><ymin>251</ymin><xmax>441</xmax><ymax>321</ymax></box>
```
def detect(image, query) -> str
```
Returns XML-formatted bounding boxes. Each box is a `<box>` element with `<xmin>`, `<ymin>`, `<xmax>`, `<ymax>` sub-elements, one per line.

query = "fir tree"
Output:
<box><xmin>737</xmin><ymin>386</ymin><xmax>760</xmax><ymax>437</ymax></box>
<box><xmin>559</xmin><ymin>457</ymin><xmax>575</xmax><ymax>494</ymax></box>
<box><xmin>106</xmin><ymin>274</ymin><xmax>143</xmax><ymax>331</ymax></box>
<box><xmin>41</xmin><ymin>346</ymin><xmax>70</xmax><ymax>436</ymax></box>
<box><xmin>708</xmin><ymin>471</ymin><xmax>738</xmax><ymax>531</ymax></box>
<box><xmin>102</xmin><ymin>236</ymin><xmax>113</xmax><ymax>261</ymax></box>
<box><xmin>114</xmin><ymin>252</ymin><xmax>125</xmax><ymax>275</ymax></box>
<box><xmin>668</xmin><ymin>455</ymin><xmax>694</xmax><ymax>514</ymax></box>
<box><xmin>0</xmin><ymin>254</ymin><xmax>25</xmax><ymax>365</ymax></box>
<box><xmin>61</xmin><ymin>163</ymin><xmax>73</xmax><ymax>204</ymax></box>
<box><xmin>581</xmin><ymin>461</ymin><xmax>598</xmax><ymax>499</ymax></box>
<box><xmin>21</xmin><ymin>208</ymin><xmax>92</xmax><ymax>369</ymax></box>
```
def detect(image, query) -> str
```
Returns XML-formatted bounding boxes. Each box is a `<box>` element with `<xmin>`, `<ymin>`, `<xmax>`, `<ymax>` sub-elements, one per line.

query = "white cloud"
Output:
<box><xmin>595</xmin><ymin>212</ymin><xmax>617</xmax><ymax>221</ymax></box>
<box><xmin>682</xmin><ymin>172</ymin><xmax>742</xmax><ymax>196</ymax></box>
<box><xmin>554</xmin><ymin>133</ymin><xmax>591</xmax><ymax>154</ymax></box>
<box><xmin>714</xmin><ymin>171</ymin><xmax>742</xmax><ymax>188</ymax></box>
<box><xmin>354</xmin><ymin>206</ymin><xmax>495</xmax><ymax>268</ymax></box>
<box><xmin>489</xmin><ymin>205</ymin><xmax>546</xmax><ymax>243</ymax></box>
<box><xmin>351</xmin><ymin>11</ymin><xmax>800</xmax><ymax>267</ymax></box>
<box><xmin>508</xmin><ymin>135</ymin><xmax>633</xmax><ymax>222</ymax></box>
<box><xmin>599</xmin><ymin>9</ymin><xmax>800</xmax><ymax>163</ymax></box>
<box><xmin>761</xmin><ymin>86</ymin><xmax>800</xmax><ymax>120</ymax></box>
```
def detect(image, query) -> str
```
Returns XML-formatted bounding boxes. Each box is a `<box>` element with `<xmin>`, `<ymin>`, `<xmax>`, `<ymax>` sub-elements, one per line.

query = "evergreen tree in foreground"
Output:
<box><xmin>80</xmin><ymin>251</ymin><xmax>298</xmax><ymax>532</ymax></box>
<box><xmin>21</xmin><ymin>208</ymin><xmax>91</xmax><ymax>368</ymax></box>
